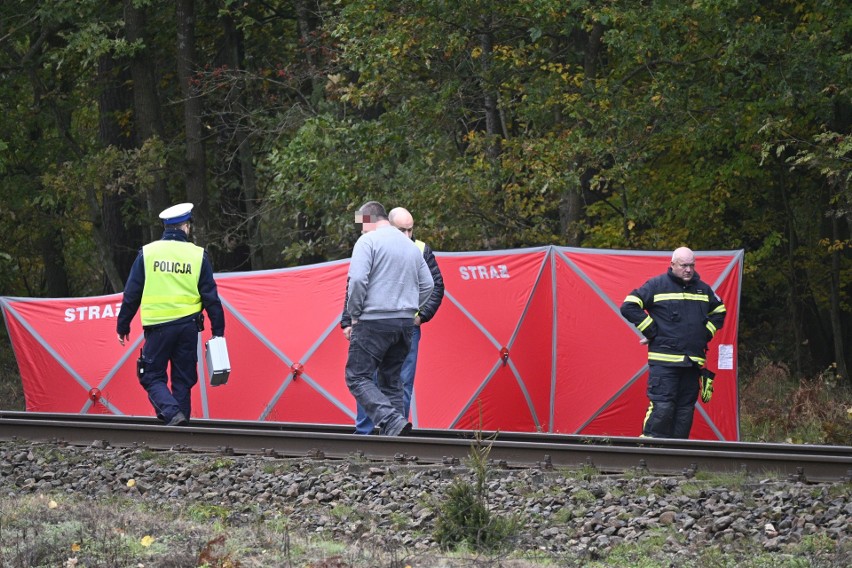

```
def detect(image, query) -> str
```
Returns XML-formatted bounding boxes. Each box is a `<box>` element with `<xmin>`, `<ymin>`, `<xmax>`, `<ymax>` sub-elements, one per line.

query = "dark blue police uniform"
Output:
<box><xmin>116</xmin><ymin>206</ymin><xmax>225</xmax><ymax>424</ymax></box>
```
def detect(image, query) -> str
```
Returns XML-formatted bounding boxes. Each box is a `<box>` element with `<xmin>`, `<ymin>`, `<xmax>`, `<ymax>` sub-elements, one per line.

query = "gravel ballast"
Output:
<box><xmin>1</xmin><ymin>440</ymin><xmax>850</xmax><ymax>566</ymax></box>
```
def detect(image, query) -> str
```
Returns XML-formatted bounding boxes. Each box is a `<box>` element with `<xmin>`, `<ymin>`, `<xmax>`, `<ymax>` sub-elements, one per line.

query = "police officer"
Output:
<box><xmin>116</xmin><ymin>203</ymin><xmax>225</xmax><ymax>425</ymax></box>
<box><xmin>620</xmin><ymin>247</ymin><xmax>726</xmax><ymax>438</ymax></box>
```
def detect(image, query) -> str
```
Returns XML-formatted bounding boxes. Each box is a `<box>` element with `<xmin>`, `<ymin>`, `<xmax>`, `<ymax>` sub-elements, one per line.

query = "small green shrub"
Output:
<box><xmin>433</xmin><ymin>432</ymin><xmax>519</xmax><ymax>553</ymax></box>
<box><xmin>571</xmin><ymin>488</ymin><xmax>596</xmax><ymax>504</ymax></box>
<box><xmin>186</xmin><ymin>503</ymin><xmax>232</xmax><ymax>523</ymax></box>
<box><xmin>434</xmin><ymin>479</ymin><xmax>517</xmax><ymax>552</ymax></box>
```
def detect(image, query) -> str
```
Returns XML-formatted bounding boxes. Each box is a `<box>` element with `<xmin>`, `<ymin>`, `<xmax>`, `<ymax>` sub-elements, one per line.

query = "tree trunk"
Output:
<box><xmin>97</xmin><ymin>53</ymin><xmax>140</xmax><ymax>293</ymax></box>
<box><xmin>85</xmin><ymin>179</ymin><xmax>129</xmax><ymax>294</ymax></box>
<box><xmin>478</xmin><ymin>20</ymin><xmax>501</xmax><ymax>159</ymax></box>
<box><xmin>124</xmin><ymin>0</ymin><xmax>169</xmax><ymax>242</ymax></box>
<box><xmin>176</xmin><ymin>0</ymin><xmax>209</xmax><ymax>245</ymax></box>
<box><xmin>296</xmin><ymin>0</ymin><xmax>318</xmax><ymax>87</ymax></box>
<box><xmin>560</xmin><ymin>22</ymin><xmax>605</xmax><ymax>246</ymax></box>
<box><xmin>38</xmin><ymin>220</ymin><xmax>70</xmax><ymax>297</ymax></box>
<box><xmin>221</xmin><ymin>13</ymin><xmax>262</xmax><ymax>270</ymax></box>
<box><xmin>558</xmin><ymin>189</ymin><xmax>582</xmax><ymax>246</ymax></box>
<box><xmin>828</xmin><ymin>215</ymin><xmax>849</xmax><ymax>384</ymax></box>
<box><xmin>477</xmin><ymin>16</ymin><xmax>503</xmax><ymax>249</ymax></box>
<box><xmin>14</xmin><ymin>32</ymin><xmax>77</xmax><ymax>297</ymax></box>
<box><xmin>779</xmin><ymin>178</ymin><xmax>804</xmax><ymax>377</ymax></box>
<box><xmin>26</xmin><ymin>45</ymin><xmax>128</xmax><ymax>294</ymax></box>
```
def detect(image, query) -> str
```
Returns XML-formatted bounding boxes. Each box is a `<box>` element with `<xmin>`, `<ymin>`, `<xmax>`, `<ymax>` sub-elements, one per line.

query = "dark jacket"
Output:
<box><xmin>415</xmin><ymin>242</ymin><xmax>444</xmax><ymax>323</ymax></box>
<box><xmin>116</xmin><ymin>229</ymin><xmax>225</xmax><ymax>336</ymax></box>
<box><xmin>620</xmin><ymin>268</ymin><xmax>726</xmax><ymax>367</ymax></box>
<box><xmin>340</xmin><ymin>240</ymin><xmax>444</xmax><ymax>328</ymax></box>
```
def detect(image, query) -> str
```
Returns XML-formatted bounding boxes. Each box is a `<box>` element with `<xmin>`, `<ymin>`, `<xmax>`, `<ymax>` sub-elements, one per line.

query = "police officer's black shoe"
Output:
<box><xmin>167</xmin><ymin>412</ymin><xmax>188</xmax><ymax>426</ymax></box>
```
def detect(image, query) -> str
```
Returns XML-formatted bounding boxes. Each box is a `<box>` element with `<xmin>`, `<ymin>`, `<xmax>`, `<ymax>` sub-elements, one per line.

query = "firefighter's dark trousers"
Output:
<box><xmin>642</xmin><ymin>364</ymin><xmax>700</xmax><ymax>439</ymax></box>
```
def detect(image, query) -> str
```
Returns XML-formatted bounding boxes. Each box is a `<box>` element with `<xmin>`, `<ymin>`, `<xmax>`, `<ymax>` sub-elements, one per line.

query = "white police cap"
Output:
<box><xmin>159</xmin><ymin>203</ymin><xmax>194</xmax><ymax>224</ymax></box>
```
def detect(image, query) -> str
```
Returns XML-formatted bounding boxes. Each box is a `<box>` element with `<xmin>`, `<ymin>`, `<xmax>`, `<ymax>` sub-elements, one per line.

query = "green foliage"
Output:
<box><xmin>204</xmin><ymin>457</ymin><xmax>236</xmax><ymax>472</ymax></box>
<box><xmin>324</xmin><ymin>0</ymin><xmax>618</xmax><ymax>249</ymax></box>
<box><xmin>186</xmin><ymin>503</ymin><xmax>231</xmax><ymax>523</ymax></box>
<box><xmin>433</xmin><ymin>432</ymin><xmax>519</xmax><ymax>552</ymax></box>
<box><xmin>0</xmin><ymin>0</ymin><xmax>849</xmax><ymax>380</ymax></box>
<box><xmin>570</xmin><ymin>488</ymin><xmax>596</xmax><ymax>504</ymax></box>
<box><xmin>595</xmin><ymin>529</ymin><xmax>678</xmax><ymax>568</ymax></box>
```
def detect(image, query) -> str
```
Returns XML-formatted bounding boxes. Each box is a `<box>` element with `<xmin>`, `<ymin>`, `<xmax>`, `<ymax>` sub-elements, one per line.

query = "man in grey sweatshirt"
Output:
<box><xmin>344</xmin><ymin>201</ymin><xmax>434</xmax><ymax>436</ymax></box>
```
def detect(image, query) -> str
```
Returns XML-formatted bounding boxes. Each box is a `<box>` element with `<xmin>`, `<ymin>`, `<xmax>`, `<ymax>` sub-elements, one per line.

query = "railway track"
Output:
<box><xmin>1</xmin><ymin>411</ymin><xmax>850</xmax><ymax>483</ymax></box>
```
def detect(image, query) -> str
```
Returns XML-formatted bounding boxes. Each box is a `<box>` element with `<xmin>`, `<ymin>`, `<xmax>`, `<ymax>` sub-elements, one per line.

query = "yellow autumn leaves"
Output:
<box><xmin>68</xmin><ymin>535</ymin><xmax>153</xmax><ymax>553</ymax></box>
<box><xmin>44</xmin><ymin>496</ymin><xmax>156</xmax><ymax>554</ymax></box>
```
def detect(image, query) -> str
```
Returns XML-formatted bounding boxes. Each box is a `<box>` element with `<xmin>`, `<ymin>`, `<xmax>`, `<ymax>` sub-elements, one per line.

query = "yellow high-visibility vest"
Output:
<box><xmin>140</xmin><ymin>240</ymin><xmax>204</xmax><ymax>326</ymax></box>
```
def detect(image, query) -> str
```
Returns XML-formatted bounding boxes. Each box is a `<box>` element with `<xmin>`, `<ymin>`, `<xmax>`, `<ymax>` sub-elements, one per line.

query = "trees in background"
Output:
<box><xmin>0</xmin><ymin>0</ymin><xmax>848</xmax><ymax>381</ymax></box>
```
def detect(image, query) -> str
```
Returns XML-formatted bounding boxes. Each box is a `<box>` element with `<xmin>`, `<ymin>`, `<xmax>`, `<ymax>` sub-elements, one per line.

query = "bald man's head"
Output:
<box><xmin>389</xmin><ymin>207</ymin><xmax>415</xmax><ymax>239</ymax></box>
<box><xmin>671</xmin><ymin>247</ymin><xmax>696</xmax><ymax>282</ymax></box>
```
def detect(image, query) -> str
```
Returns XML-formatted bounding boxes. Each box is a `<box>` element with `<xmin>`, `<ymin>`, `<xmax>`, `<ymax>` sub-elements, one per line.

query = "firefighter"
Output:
<box><xmin>620</xmin><ymin>247</ymin><xmax>726</xmax><ymax>438</ymax></box>
<box><xmin>116</xmin><ymin>203</ymin><xmax>225</xmax><ymax>425</ymax></box>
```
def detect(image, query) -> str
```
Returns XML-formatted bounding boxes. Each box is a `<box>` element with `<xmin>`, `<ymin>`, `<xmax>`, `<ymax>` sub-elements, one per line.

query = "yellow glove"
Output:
<box><xmin>699</xmin><ymin>369</ymin><xmax>715</xmax><ymax>403</ymax></box>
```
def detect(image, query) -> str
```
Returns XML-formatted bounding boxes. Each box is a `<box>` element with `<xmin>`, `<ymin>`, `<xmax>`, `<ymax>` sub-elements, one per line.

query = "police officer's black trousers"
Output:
<box><xmin>642</xmin><ymin>364</ymin><xmax>700</xmax><ymax>439</ymax></box>
<box><xmin>139</xmin><ymin>320</ymin><xmax>199</xmax><ymax>422</ymax></box>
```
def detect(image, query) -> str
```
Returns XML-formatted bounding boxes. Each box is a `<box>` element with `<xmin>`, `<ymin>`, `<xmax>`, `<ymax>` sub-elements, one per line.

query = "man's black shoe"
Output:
<box><xmin>398</xmin><ymin>422</ymin><xmax>413</xmax><ymax>436</ymax></box>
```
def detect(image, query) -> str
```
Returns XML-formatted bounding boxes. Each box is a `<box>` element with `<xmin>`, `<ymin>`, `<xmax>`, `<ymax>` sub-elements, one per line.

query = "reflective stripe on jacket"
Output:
<box><xmin>141</xmin><ymin>240</ymin><xmax>204</xmax><ymax>326</ymax></box>
<box><xmin>620</xmin><ymin>268</ymin><xmax>726</xmax><ymax>367</ymax></box>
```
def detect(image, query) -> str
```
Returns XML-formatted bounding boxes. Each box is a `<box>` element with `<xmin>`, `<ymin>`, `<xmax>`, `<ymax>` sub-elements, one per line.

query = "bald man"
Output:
<box><xmin>620</xmin><ymin>247</ymin><xmax>726</xmax><ymax>438</ymax></box>
<box><xmin>341</xmin><ymin>206</ymin><xmax>445</xmax><ymax>433</ymax></box>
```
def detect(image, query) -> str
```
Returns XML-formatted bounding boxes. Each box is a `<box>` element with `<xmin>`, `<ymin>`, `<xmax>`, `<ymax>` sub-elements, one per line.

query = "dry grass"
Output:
<box><xmin>0</xmin><ymin>326</ymin><xmax>25</xmax><ymax>411</ymax></box>
<box><xmin>739</xmin><ymin>358</ymin><xmax>852</xmax><ymax>445</ymax></box>
<box><xmin>0</xmin><ymin>493</ymin><xmax>473</xmax><ymax>568</ymax></box>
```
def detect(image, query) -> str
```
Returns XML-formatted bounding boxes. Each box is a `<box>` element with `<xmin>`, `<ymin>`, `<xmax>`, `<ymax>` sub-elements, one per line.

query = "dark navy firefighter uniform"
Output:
<box><xmin>116</xmin><ymin>209</ymin><xmax>224</xmax><ymax>425</ymax></box>
<box><xmin>620</xmin><ymin>268</ymin><xmax>726</xmax><ymax>438</ymax></box>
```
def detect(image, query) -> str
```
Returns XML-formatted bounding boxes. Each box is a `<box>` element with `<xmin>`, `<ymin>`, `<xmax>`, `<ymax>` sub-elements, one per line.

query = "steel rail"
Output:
<box><xmin>1</xmin><ymin>412</ymin><xmax>850</xmax><ymax>483</ymax></box>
